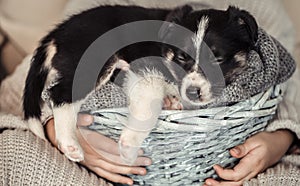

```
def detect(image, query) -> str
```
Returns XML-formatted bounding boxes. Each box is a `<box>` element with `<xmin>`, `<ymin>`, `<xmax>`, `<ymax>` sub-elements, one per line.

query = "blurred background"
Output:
<box><xmin>0</xmin><ymin>0</ymin><xmax>299</xmax><ymax>80</ymax></box>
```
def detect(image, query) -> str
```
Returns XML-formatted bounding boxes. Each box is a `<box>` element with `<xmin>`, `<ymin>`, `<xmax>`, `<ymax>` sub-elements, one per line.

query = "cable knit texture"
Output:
<box><xmin>244</xmin><ymin>163</ymin><xmax>300</xmax><ymax>186</ymax></box>
<box><xmin>0</xmin><ymin>116</ymin><xmax>112</xmax><ymax>186</ymax></box>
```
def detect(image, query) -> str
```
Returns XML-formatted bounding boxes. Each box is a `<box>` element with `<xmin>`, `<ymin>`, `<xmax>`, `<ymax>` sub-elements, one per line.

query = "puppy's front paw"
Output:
<box><xmin>118</xmin><ymin>139</ymin><xmax>140</xmax><ymax>165</ymax></box>
<box><xmin>163</xmin><ymin>95</ymin><xmax>183</xmax><ymax>110</ymax></box>
<box><xmin>58</xmin><ymin>140</ymin><xmax>84</xmax><ymax>162</ymax></box>
<box><xmin>116</xmin><ymin>59</ymin><xmax>130</xmax><ymax>71</ymax></box>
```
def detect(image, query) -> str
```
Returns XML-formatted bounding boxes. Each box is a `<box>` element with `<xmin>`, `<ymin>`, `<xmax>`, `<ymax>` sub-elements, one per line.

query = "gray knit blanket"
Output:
<box><xmin>81</xmin><ymin>28</ymin><xmax>296</xmax><ymax>112</ymax></box>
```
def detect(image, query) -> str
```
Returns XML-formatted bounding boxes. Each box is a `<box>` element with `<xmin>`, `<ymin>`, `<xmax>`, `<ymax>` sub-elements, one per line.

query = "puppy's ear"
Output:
<box><xmin>227</xmin><ymin>6</ymin><xmax>258</xmax><ymax>44</ymax></box>
<box><xmin>159</xmin><ymin>5</ymin><xmax>193</xmax><ymax>39</ymax></box>
<box><xmin>165</xmin><ymin>5</ymin><xmax>193</xmax><ymax>23</ymax></box>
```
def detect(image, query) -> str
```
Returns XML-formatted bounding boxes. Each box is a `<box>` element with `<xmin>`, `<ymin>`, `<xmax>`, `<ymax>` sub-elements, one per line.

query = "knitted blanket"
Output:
<box><xmin>217</xmin><ymin>28</ymin><xmax>296</xmax><ymax>104</ymax></box>
<box><xmin>80</xmin><ymin>28</ymin><xmax>296</xmax><ymax>111</ymax></box>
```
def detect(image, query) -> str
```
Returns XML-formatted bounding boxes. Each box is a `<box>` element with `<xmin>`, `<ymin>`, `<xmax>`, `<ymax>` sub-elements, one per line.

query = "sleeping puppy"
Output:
<box><xmin>23</xmin><ymin>5</ymin><xmax>258</xmax><ymax>163</ymax></box>
<box><xmin>160</xmin><ymin>6</ymin><xmax>258</xmax><ymax>107</ymax></box>
<box><xmin>23</xmin><ymin>5</ymin><xmax>193</xmax><ymax>162</ymax></box>
<box><xmin>119</xmin><ymin>6</ymin><xmax>258</xmax><ymax>164</ymax></box>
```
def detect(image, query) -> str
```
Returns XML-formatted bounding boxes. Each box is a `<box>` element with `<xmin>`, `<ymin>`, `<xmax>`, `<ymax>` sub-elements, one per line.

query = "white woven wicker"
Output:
<box><xmin>88</xmin><ymin>84</ymin><xmax>283</xmax><ymax>185</ymax></box>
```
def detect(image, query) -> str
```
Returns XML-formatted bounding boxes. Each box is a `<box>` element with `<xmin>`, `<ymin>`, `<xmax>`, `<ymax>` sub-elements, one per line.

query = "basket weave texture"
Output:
<box><xmin>77</xmin><ymin>28</ymin><xmax>295</xmax><ymax>186</ymax></box>
<box><xmin>88</xmin><ymin>85</ymin><xmax>283</xmax><ymax>185</ymax></box>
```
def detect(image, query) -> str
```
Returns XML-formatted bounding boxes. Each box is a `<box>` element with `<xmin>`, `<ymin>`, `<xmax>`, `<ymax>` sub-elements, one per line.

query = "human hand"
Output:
<box><xmin>204</xmin><ymin>130</ymin><xmax>295</xmax><ymax>186</ymax></box>
<box><xmin>45</xmin><ymin>114</ymin><xmax>152</xmax><ymax>185</ymax></box>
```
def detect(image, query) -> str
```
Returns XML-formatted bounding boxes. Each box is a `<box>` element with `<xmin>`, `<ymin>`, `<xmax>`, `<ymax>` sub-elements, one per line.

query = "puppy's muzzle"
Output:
<box><xmin>181</xmin><ymin>72</ymin><xmax>214</xmax><ymax>106</ymax></box>
<box><xmin>186</xmin><ymin>86</ymin><xmax>201</xmax><ymax>101</ymax></box>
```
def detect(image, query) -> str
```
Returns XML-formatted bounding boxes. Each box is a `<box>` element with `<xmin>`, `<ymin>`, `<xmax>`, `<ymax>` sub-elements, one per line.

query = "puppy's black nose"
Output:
<box><xmin>186</xmin><ymin>86</ymin><xmax>201</xmax><ymax>101</ymax></box>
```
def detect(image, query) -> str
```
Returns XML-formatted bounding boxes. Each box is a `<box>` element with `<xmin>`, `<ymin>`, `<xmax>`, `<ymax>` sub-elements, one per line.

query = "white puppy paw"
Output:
<box><xmin>58</xmin><ymin>139</ymin><xmax>84</xmax><ymax>162</ymax></box>
<box><xmin>163</xmin><ymin>95</ymin><xmax>183</xmax><ymax>110</ymax></box>
<box><xmin>116</xmin><ymin>59</ymin><xmax>130</xmax><ymax>71</ymax></box>
<box><xmin>118</xmin><ymin>139</ymin><xmax>140</xmax><ymax>165</ymax></box>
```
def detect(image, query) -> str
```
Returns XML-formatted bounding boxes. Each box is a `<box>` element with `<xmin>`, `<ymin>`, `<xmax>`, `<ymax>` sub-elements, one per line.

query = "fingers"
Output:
<box><xmin>88</xmin><ymin>147</ymin><xmax>151</xmax><ymax>167</ymax></box>
<box><xmin>79</xmin><ymin>128</ymin><xmax>120</xmax><ymax>155</ymax></box>
<box><xmin>204</xmin><ymin>131</ymin><xmax>291</xmax><ymax>186</ymax></box>
<box><xmin>82</xmin><ymin>155</ymin><xmax>148</xmax><ymax>185</ymax></box>
<box><xmin>78</xmin><ymin>128</ymin><xmax>152</xmax><ymax>166</ymax></box>
<box><xmin>204</xmin><ymin>170</ymin><xmax>258</xmax><ymax>186</ymax></box>
<box><xmin>135</xmin><ymin>156</ymin><xmax>152</xmax><ymax>166</ymax></box>
<box><xmin>213</xmin><ymin>151</ymin><xmax>264</xmax><ymax>181</ymax></box>
<box><xmin>76</xmin><ymin>113</ymin><xmax>152</xmax><ymax>185</ymax></box>
<box><xmin>205</xmin><ymin>154</ymin><xmax>264</xmax><ymax>185</ymax></box>
<box><xmin>84</xmin><ymin>164</ymin><xmax>136</xmax><ymax>185</ymax></box>
<box><xmin>80</xmin><ymin>128</ymin><xmax>144</xmax><ymax>157</ymax></box>
<box><xmin>212</xmin><ymin>163</ymin><xmax>251</xmax><ymax>182</ymax></box>
<box><xmin>83</xmin><ymin>155</ymin><xmax>147</xmax><ymax>175</ymax></box>
<box><xmin>77</xmin><ymin>113</ymin><xmax>94</xmax><ymax>127</ymax></box>
<box><xmin>230</xmin><ymin>136</ymin><xmax>260</xmax><ymax>158</ymax></box>
<box><xmin>230</xmin><ymin>143</ymin><xmax>250</xmax><ymax>158</ymax></box>
<box><xmin>230</xmin><ymin>146</ymin><xmax>244</xmax><ymax>158</ymax></box>
<box><xmin>204</xmin><ymin>178</ymin><xmax>241</xmax><ymax>186</ymax></box>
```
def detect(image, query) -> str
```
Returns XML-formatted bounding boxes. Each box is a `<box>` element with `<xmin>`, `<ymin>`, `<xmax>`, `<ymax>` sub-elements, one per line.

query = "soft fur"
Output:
<box><xmin>23</xmin><ymin>5</ymin><xmax>258</xmax><ymax>162</ymax></box>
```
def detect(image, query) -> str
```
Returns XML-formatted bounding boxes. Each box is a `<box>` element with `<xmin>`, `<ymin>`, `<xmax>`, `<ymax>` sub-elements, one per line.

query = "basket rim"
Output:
<box><xmin>91</xmin><ymin>85</ymin><xmax>283</xmax><ymax>132</ymax></box>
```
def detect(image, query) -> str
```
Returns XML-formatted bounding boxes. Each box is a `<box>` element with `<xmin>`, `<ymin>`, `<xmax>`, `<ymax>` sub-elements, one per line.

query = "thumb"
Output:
<box><xmin>230</xmin><ymin>142</ymin><xmax>250</xmax><ymax>158</ymax></box>
<box><xmin>77</xmin><ymin>113</ymin><xmax>94</xmax><ymax>127</ymax></box>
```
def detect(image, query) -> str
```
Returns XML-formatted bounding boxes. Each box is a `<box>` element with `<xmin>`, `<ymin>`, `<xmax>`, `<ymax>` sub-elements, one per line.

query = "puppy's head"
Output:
<box><xmin>160</xmin><ymin>6</ymin><xmax>258</xmax><ymax>106</ymax></box>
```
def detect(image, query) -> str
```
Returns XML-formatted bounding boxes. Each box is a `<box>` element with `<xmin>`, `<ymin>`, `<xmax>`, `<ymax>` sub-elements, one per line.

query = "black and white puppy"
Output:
<box><xmin>23</xmin><ymin>5</ymin><xmax>258</xmax><ymax>162</ymax></box>
<box><xmin>160</xmin><ymin>6</ymin><xmax>258</xmax><ymax>106</ymax></box>
<box><xmin>119</xmin><ymin>6</ymin><xmax>258</xmax><ymax>164</ymax></box>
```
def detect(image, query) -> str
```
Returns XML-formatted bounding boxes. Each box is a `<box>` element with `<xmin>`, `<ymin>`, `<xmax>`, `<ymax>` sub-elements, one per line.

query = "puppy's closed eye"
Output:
<box><xmin>211</xmin><ymin>56</ymin><xmax>224</xmax><ymax>65</ymax></box>
<box><xmin>209</xmin><ymin>50</ymin><xmax>224</xmax><ymax>65</ymax></box>
<box><xmin>176</xmin><ymin>52</ymin><xmax>189</xmax><ymax>63</ymax></box>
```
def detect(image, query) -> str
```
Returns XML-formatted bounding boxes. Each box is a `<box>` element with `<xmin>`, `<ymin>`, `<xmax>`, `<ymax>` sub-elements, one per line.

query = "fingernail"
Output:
<box><xmin>139</xmin><ymin>169</ymin><xmax>146</xmax><ymax>175</ymax></box>
<box><xmin>144</xmin><ymin>159</ymin><xmax>152</xmax><ymax>165</ymax></box>
<box><xmin>213</xmin><ymin>164</ymin><xmax>220</xmax><ymax>170</ymax></box>
<box><xmin>84</xmin><ymin>115</ymin><xmax>93</xmax><ymax>123</ymax></box>
<box><xmin>232</xmin><ymin>147</ymin><xmax>241</xmax><ymax>155</ymax></box>
<box><xmin>138</xmin><ymin>149</ymin><xmax>144</xmax><ymax>155</ymax></box>
<box><xmin>206</xmin><ymin>180</ymin><xmax>212</xmax><ymax>185</ymax></box>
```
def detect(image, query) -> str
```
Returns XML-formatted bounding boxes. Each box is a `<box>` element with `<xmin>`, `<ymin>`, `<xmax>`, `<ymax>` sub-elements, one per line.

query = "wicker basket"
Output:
<box><xmin>88</xmin><ymin>84</ymin><xmax>283</xmax><ymax>185</ymax></box>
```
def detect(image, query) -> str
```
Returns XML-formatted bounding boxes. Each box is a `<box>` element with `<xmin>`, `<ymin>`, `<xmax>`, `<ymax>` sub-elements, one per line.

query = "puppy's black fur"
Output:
<box><xmin>161</xmin><ymin>6</ymin><xmax>258</xmax><ymax>84</ymax></box>
<box><xmin>24</xmin><ymin>5</ymin><xmax>193</xmax><ymax>120</ymax></box>
<box><xmin>23</xmin><ymin>5</ymin><xmax>258</xmax><ymax>162</ymax></box>
<box><xmin>24</xmin><ymin>5</ymin><xmax>258</xmax><ymax>120</ymax></box>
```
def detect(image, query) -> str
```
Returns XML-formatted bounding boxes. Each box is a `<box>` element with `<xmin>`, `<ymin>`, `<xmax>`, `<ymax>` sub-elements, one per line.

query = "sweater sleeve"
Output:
<box><xmin>0</xmin><ymin>55</ymin><xmax>30</xmax><ymax>117</ymax></box>
<box><xmin>265</xmin><ymin>69</ymin><xmax>300</xmax><ymax>140</ymax></box>
<box><xmin>0</xmin><ymin>55</ymin><xmax>53</xmax><ymax>124</ymax></box>
<box><xmin>0</xmin><ymin>115</ymin><xmax>112</xmax><ymax>186</ymax></box>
